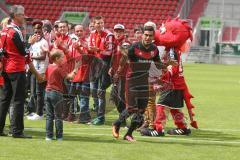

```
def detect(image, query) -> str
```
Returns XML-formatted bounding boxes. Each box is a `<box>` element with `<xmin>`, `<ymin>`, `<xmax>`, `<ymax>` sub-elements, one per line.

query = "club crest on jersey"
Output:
<box><xmin>134</xmin><ymin>48</ymin><xmax>157</xmax><ymax>59</ymax></box>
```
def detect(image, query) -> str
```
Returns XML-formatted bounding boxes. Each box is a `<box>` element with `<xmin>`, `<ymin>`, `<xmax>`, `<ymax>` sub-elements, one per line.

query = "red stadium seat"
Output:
<box><xmin>4</xmin><ymin>0</ymin><xmax>182</xmax><ymax>32</ymax></box>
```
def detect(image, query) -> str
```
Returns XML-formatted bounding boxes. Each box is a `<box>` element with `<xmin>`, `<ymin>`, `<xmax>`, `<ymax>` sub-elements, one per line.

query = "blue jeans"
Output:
<box><xmin>69</xmin><ymin>82</ymin><xmax>81</xmax><ymax>113</ymax></box>
<box><xmin>45</xmin><ymin>90</ymin><xmax>63</xmax><ymax>139</ymax></box>
<box><xmin>90</xmin><ymin>81</ymin><xmax>99</xmax><ymax>110</ymax></box>
<box><xmin>28</xmin><ymin>74</ymin><xmax>46</xmax><ymax>116</ymax></box>
<box><xmin>96</xmin><ymin>57</ymin><xmax>111</xmax><ymax>119</ymax></box>
<box><xmin>79</xmin><ymin>82</ymin><xmax>91</xmax><ymax>122</ymax></box>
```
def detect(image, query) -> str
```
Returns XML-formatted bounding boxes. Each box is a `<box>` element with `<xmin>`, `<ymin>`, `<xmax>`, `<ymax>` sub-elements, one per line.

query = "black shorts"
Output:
<box><xmin>125</xmin><ymin>74</ymin><xmax>149</xmax><ymax>110</ymax></box>
<box><xmin>157</xmin><ymin>89</ymin><xmax>184</xmax><ymax>109</ymax></box>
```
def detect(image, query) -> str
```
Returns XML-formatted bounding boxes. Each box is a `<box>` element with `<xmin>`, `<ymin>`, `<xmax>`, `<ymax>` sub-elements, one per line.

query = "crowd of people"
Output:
<box><xmin>0</xmin><ymin>5</ymin><xmax>193</xmax><ymax>142</ymax></box>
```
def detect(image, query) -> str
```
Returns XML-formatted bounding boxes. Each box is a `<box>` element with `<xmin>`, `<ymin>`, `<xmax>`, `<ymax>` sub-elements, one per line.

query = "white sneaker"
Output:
<box><xmin>28</xmin><ymin>114</ymin><xmax>43</xmax><ymax>120</ymax></box>
<box><xmin>26</xmin><ymin>113</ymin><xmax>37</xmax><ymax>120</ymax></box>
<box><xmin>45</xmin><ymin>137</ymin><xmax>53</xmax><ymax>141</ymax></box>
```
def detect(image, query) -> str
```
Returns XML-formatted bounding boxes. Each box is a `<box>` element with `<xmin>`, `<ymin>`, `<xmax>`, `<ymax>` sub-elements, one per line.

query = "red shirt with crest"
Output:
<box><xmin>1</xmin><ymin>23</ymin><xmax>31</xmax><ymax>73</ymax></box>
<box><xmin>89</xmin><ymin>29</ymin><xmax>114</xmax><ymax>59</ymax></box>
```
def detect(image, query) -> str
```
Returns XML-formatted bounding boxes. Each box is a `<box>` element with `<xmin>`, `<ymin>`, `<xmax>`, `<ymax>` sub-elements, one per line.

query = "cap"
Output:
<box><xmin>114</xmin><ymin>24</ymin><xmax>125</xmax><ymax>30</ymax></box>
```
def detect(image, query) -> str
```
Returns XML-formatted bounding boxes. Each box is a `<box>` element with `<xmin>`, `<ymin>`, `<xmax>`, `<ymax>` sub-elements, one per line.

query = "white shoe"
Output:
<box><xmin>45</xmin><ymin>137</ymin><xmax>53</xmax><ymax>141</ymax></box>
<box><xmin>28</xmin><ymin>114</ymin><xmax>43</xmax><ymax>120</ymax></box>
<box><xmin>26</xmin><ymin>113</ymin><xmax>37</xmax><ymax>120</ymax></box>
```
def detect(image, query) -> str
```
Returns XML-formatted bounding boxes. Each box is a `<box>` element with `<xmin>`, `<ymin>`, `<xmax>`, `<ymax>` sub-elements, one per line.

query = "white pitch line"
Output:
<box><xmin>24</xmin><ymin>127</ymin><xmax>240</xmax><ymax>145</ymax></box>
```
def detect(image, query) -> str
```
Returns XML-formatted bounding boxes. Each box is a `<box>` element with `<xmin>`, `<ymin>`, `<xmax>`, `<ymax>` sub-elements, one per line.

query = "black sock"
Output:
<box><xmin>125</xmin><ymin>121</ymin><xmax>138</xmax><ymax>136</ymax></box>
<box><xmin>114</xmin><ymin>109</ymin><xmax>131</xmax><ymax>126</ymax></box>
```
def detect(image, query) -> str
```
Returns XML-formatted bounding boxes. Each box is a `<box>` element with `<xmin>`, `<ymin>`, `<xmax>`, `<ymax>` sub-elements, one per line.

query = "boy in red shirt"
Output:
<box><xmin>45</xmin><ymin>49</ymin><xmax>80</xmax><ymax>140</ymax></box>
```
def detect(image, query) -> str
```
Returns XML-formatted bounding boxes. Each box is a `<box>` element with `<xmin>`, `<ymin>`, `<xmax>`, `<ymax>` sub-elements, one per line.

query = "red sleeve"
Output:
<box><xmin>67</xmin><ymin>38</ymin><xmax>72</xmax><ymax>46</ymax></box>
<box><xmin>45</xmin><ymin>67</ymin><xmax>49</xmax><ymax>81</ymax></box>
<box><xmin>89</xmin><ymin>33</ymin><xmax>94</xmax><ymax>47</ymax></box>
<box><xmin>172</xmin><ymin>65</ymin><xmax>180</xmax><ymax>76</ymax></box>
<box><xmin>25</xmin><ymin>54</ymin><xmax>32</xmax><ymax>64</ymax></box>
<box><xmin>61</xmin><ymin>57</ymin><xmax>79</xmax><ymax>75</ymax></box>
<box><xmin>100</xmin><ymin>34</ymin><xmax>114</xmax><ymax>56</ymax></box>
<box><xmin>0</xmin><ymin>76</ymin><xmax>4</xmax><ymax>86</ymax></box>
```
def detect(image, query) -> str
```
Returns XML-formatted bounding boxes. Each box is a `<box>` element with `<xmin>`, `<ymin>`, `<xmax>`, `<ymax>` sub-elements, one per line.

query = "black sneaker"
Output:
<box><xmin>12</xmin><ymin>134</ymin><xmax>32</xmax><ymax>139</ymax></box>
<box><xmin>0</xmin><ymin>132</ymin><xmax>8</xmax><ymax>137</ymax></box>
<box><xmin>167</xmin><ymin>128</ymin><xmax>191</xmax><ymax>136</ymax></box>
<box><xmin>140</xmin><ymin>128</ymin><xmax>165</xmax><ymax>137</ymax></box>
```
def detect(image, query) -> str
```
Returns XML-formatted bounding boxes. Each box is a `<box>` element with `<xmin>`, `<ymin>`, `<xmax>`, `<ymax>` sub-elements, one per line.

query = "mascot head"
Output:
<box><xmin>155</xmin><ymin>17</ymin><xmax>193</xmax><ymax>52</ymax></box>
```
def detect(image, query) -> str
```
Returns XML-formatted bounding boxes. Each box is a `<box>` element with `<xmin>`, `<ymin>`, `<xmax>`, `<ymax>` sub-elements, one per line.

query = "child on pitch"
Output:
<box><xmin>44</xmin><ymin>49</ymin><xmax>81</xmax><ymax>141</ymax></box>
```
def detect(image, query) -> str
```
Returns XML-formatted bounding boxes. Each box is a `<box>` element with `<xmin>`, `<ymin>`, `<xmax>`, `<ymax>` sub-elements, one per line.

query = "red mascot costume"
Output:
<box><xmin>140</xmin><ymin>17</ymin><xmax>198</xmax><ymax>137</ymax></box>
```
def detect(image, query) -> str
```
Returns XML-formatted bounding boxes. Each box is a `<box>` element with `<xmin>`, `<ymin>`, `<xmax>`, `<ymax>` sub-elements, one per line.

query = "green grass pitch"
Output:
<box><xmin>0</xmin><ymin>63</ymin><xmax>240</xmax><ymax>160</ymax></box>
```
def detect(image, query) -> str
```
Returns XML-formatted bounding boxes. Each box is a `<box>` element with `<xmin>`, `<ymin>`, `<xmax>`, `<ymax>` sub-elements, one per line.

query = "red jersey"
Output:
<box><xmin>53</xmin><ymin>34</ymin><xmax>73</xmax><ymax>61</ymax></box>
<box><xmin>111</xmin><ymin>37</ymin><xmax>131</xmax><ymax>77</ymax></box>
<box><xmin>70</xmin><ymin>38</ymin><xmax>94</xmax><ymax>82</ymax></box>
<box><xmin>89</xmin><ymin>29</ymin><xmax>114</xmax><ymax>59</ymax></box>
<box><xmin>45</xmin><ymin>64</ymin><xmax>68</xmax><ymax>93</ymax></box>
<box><xmin>53</xmin><ymin>34</ymin><xmax>72</xmax><ymax>49</ymax></box>
<box><xmin>1</xmin><ymin>23</ymin><xmax>30</xmax><ymax>73</ymax></box>
<box><xmin>162</xmin><ymin>49</ymin><xmax>185</xmax><ymax>90</ymax></box>
<box><xmin>0</xmin><ymin>76</ymin><xmax>3</xmax><ymax>86</ymax></box>
<box><xmin>0</xmin><ymin>39</ymin><xmax>3</xmax><ymax>86</ymax></box>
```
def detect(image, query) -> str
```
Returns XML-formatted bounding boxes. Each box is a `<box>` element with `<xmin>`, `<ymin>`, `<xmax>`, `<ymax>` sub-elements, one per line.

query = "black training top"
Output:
<box><xmin>127</xmin><ymin>41</ymin><xmax>160</xmax><ymax>79</ymax></box>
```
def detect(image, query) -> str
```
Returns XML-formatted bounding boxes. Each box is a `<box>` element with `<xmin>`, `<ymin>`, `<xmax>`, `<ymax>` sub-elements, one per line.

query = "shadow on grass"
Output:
<box><xmin>139</xmin><ymin>129</ymin><xmax>240</xmax><ymax>147</ymax></box>
<box><xmin>24</xmin><ymin>129</ymin><xmax>127</xmax><ymax>144</ymax></box>
<box><xmin>190</xmin><ymin>129</ymin><xmax>240</xmax><ymax>141</ymax></box>
<box><xmin>140</xmin><ymin>138</ymin><xmax>240</xmax><ymax>148</ymax></box>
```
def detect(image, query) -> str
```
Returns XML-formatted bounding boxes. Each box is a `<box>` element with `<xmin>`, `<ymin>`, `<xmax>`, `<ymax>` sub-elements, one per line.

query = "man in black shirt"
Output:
<box><xmin>112</xmin><ymin>26</ymin><xmax>164</xmax><ymax>141</ymax></box>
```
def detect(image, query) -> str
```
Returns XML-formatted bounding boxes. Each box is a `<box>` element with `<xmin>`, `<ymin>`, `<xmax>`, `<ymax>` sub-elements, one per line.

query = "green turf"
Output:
<box><xmin>0</xmin><ymin>63</ymin><xmax>240</xmax><ymax>160</ymax></box>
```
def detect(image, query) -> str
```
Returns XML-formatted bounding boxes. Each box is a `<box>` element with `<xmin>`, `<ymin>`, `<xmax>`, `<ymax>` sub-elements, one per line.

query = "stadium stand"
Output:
<box><xmin>5</xmin><ymin>0</ymin><xmax>182</xmax><ymax>31</ymax></box>
<box><xmin>187</xmin><ymin>0</ymin><xmax>208</xmax><ymax>28</ymax></box>
<box><xmin>222</xmin><ymin>27</ymin><xmax>239</xmax><ymax>42</ymax></box>
<box><xmin>204</xmin><ymin>0</ymin><xmax>240</xmax><ymax>42</ymax></box>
